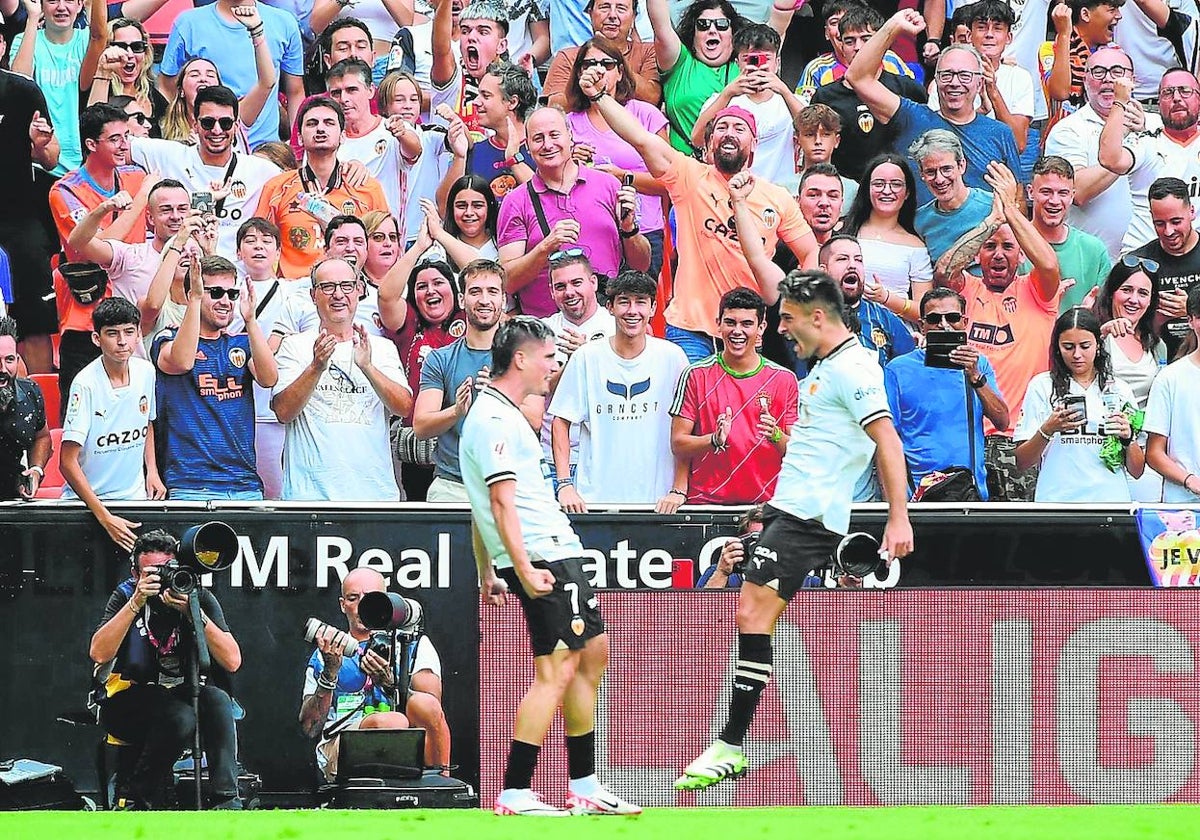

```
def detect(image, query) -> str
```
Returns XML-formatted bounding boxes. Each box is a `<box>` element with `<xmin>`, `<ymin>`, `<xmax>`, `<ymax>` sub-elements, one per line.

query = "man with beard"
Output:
<box><xmin>431</xmin><ymin>0</ymin><xmax>509</xmax><ymax>141</ymax></box>
<box><xmin>498</xmin><ymin>106</ymin><xmax>650</xmax><ymax>318</ymax></box>
<box><xmin>846</xmin><ymin>10</ymin><xmax>1021</xmax><ymax>205</ymax></box>
<box><xmin>543</xmin><ymin>0</ymin><xmax>661</xmax><ymax>108</ymax></box>
<box><xmin>0</xmin><ymin>318</ymin><xmax>52</xmax><ymax>500</ymax></box>
<box><xmin>1040</xmin><ymin>0</ymin><xmax>1125</xmax><ymax>127</ymax></box>
<box><xmin>151</xmin><ymin>256</ymin><xmax>277</xmax><ymax>500</ymax></box>
<box><xmin>550</xmin><ymin>270</ymin><xmax>688</xmax><ymax>511</ymax></box>
<box><xmin>936</xmin><ymin>162</ymin><xmax>1061</xmax><ymax>502</ymax></box>
<box><xmin>578</xmin><ymin>67</ymin><xmax>818</xmax><ymax>362</ymax></box>
<box><xmin>49</xmin><ymin>103</ymin><xmax>150</xmax><ymax>417</ymax></box>
<box><xmin>1126</xmin><ymin>178</ymin><xmax>1200</xmax><ymax>357</ymax></box>
<box><xmin>1100</xmin><ymin>69</ymin><xmax>1200</xmax><ymax>254</ymax></box>
<box><xmin>797</xmin><ymin>164</ymin><xmax>844</xmax><ymax>247</ymax></box>
<box><xmin>1044</xmin><ymin>47</ymin><xmax>1151</xmax><ymax>260</ymax></box>
<box><xmin>67</xmin><ymin>181</ymin><xmax>194</xmax><ymax>335</ymax></box>
<box><xmin>1027</xmin><ymin>156</ymin><xmax>1111</xmax><ymax>311</ymax></box>
<box><xmin>913</xmin><ymin>130</ymin><xmax>995</xmax><ymax>267</ymax></box>
<box><xmin>129</xmin><ymin>86</ymin><xmax>281</xmax><ymax>261</ymax></box>
<box><xmin>254</xmin><ymin>97</ymin><xmax>388</xmax><ymax>279</ymax></box>
<box><xmin>669</xmin><ymin>287</ymin><xmax>797</xmax><ymax>505</ymax></box>
<box><xmin>821</xmin><ymin>235</ymin><xmax>914</xmax><ymax>370</ymax></box>
<box><xmin>413</xmin><ymin>259</ymin><xmax>510</xmax><ymax>502</ymax></box>
<box><xmin>273</xmin><ymin>257</ymin><xmax>411</xmax><ymax>501</ymax></box>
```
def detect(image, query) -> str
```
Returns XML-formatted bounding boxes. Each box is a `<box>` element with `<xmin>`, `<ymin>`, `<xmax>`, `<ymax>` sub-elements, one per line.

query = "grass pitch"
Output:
<box><xmin>5</xmin><ymin>806</ymin><xmax>1200</xmax><ymax>839</ymax></box>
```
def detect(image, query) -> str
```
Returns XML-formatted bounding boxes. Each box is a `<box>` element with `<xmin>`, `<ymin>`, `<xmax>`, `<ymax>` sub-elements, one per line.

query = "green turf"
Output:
<box><xmin>5</xmin><ymin>806</ymin><xmax>1200</xmax><ymax>839</ymax></box>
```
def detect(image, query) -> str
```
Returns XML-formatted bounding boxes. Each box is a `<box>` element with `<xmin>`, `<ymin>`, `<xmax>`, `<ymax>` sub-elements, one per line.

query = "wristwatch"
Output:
<box><xmin>969</xmin><ymin>374</ymin><xmax>987</xmax><ymax>389</ymax></box>
<box><xmin>619</xmin><ymin>223</ymin><xmax>641</xmax><ymax>239</ymax></box>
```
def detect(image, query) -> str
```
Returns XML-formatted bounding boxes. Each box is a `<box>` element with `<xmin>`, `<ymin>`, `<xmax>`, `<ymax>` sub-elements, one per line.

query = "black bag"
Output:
<box><xmin>58</xmin><ymin>261</ymin><xmax>109</xmax><ymax>306</ymax></box>
<box><xmin>911</xmin><ymin>466</ymin><xmax>982</xmax><ymax>502</ymax></box>
<box><xmin>0</xmin><ymin>760</ymin><xmax>88</xmax><ymax>811</ymax></box>
<box><xmin>327</xmin><ymin>772</ymin><xmax>479</xmax><ymax>809</ymax></box>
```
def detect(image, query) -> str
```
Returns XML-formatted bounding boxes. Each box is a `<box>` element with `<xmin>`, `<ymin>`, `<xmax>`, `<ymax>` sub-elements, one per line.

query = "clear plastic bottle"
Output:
<box><xmin>295</xmin><ymin>192</ymin><xmax>339</xmax><ymax>226</ymax></box>
<box><xmin>1101</xmin><ymin>381</ymin><xmax>1122</xmax><ymax>436</ymax></box>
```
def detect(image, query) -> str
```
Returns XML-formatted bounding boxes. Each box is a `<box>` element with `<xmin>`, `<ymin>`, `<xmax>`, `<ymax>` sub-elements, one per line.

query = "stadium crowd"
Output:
<box><xmin>2</xmin><ymin>0</ymin><xmax>1200</xmax><ymax>531</ymax></box>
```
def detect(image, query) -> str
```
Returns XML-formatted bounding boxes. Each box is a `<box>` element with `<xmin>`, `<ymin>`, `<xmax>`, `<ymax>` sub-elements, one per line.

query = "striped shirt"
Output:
<box><xmin>670</xmin><ymin>354</ymin><xmax>798</xmax><ymax>505</ymax></box>
<box><xmin>796</xmin><ymin>50</ymin><xmax>914</xmax><ymax>104</ymax></box>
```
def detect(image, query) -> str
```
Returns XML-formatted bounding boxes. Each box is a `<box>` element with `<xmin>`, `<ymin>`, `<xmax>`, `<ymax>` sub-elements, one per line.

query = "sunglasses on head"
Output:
<box><xmin>548</xmin><ymin>247</ymin><xmax>586</xmax><ymax>264</ymax></box>
<box><xmin>205</xmin><ymin>287</ymin><xmax>240</xmax><ymax>301</ymax></box>
<box><xmin>112</xmin><ymin>39</ymin><xmax>147</xmax><ymax>53</ymax></box>
<box><xmin>695</xmin><ymin>17</ymin><xmax>731</xmax><ymax>31</ymax></box>
<box><xmin>923</xmin><ymin>311</ymin><xmax>964</xmax><ymax>326</ymax></box>
<box><xmin>198</xmin><ymin>116</ymin><xmax>236</xmax><ymax>132</ymax></box>
<box><xmin>581</xmin><ymin>57</ymin><xmax>619</xmax><ymax>70</ymax></box>
<box><xmin>1121</xmin><ymin>254</ymin><xmax>1160</xmax><ymax>274</ymax></box>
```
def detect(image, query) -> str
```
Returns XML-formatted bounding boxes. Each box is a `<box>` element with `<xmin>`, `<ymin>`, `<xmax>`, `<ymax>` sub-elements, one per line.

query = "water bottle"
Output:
<box><xmin>1101</xmin><ymin>382</ymin><xmax>1121</xmax><ymax>435</ymax></box>
<box><xmin>295</xmin><ymin>192</ymin><xmax>339</xmax><ymax>226</ymax></box>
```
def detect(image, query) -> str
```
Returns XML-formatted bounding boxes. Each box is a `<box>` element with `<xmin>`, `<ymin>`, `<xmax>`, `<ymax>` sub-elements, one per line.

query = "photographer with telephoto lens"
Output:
<box><xmin>88</xmin><ymin>529</ymin><xmax>242</xmax><ymax>810</ymax></box>
<box><xmin>298</xmin><ymin>568</ymin><xmax>451</xmax><ymax>781</ymax></box>
<box><xmin>697</xmin><ymin>506</ymin><xmax>765</xmax><ymax>589</ymax></box>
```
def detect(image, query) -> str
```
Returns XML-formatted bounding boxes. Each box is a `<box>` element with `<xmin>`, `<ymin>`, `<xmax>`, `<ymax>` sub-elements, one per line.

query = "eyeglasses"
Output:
<box><xmin>1161</xmin><ymin>85</ymin><xmax>1198</xmax><ymax>99</ymax></box>
<box><xmin>1087</xmin><ymin>64</ymin><xmax>1130</xmax><ymax>80</ymax></box>
<box><xmin>126</xmin><ymin>112</ymin><xmax>149</xmax><ymax>126</ymax></box>
<box><xmin>920</xmin><ymin>164</ymin><xmax>959</xmax><ymax>181</ymax></box>
<box><xmin>869</xmin><ymin>179</ymin><xmax>905</xmax><ymax>193</ymax></box>
<box><xmin>548</xmin><ymin>247</ymin><xmax>586</xmax><ymax>264</ymax></box>
<box><xmin>935</xmin><ymin>69</ymin><xmax>982</xmax><ymax>85</ymax></box>
<box><xmin>1121</xmin><ymin>254</ymin><xmax>1160</xmax><ymax>273</ymax></box>
<box><xmin>198</xmin><ymin>116</ymin><xmax>236</xmax><ymax>132</ymax></box>
<box><xmin>205</xmin><ymin>287</ymin><xmax>241</xmax><ymax>300</ymax></box>
<box><xmin>581</xmin><ymin>58</ymin><xmax>619</xmax><ymax>70</ymax></box>
<box><xmin>112</xmin><ymin>39</ymin><xmax>147</xmax><ymax>53</ymax></box>
<box><xmin>315</xmin><ymin>280</ymin><xmax>360</xmax><ymax>295</ymax></box>
<box><xmin>695</xmin><ymin>17</ymin><xmax>731</xmax><ymax>31</ymax></box>
<box><xmin>923</xmin><ymin>311</ymin><xmax>964</xmax><ymax>326</ymax></box>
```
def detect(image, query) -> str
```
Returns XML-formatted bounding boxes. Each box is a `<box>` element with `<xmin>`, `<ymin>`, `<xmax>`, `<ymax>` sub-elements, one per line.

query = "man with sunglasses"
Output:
<box><xmin>1100</xmin><ymin>70</ymin><xmax>1200</xmax><ymax>255</ymax></box>
<box><xmin>883</xmin><ymin>287</ymin><xmax>1010</xmax><ymax>499</ymax></box>
<box><xmin>130</xmin><ymin>86</ymin><xmax>281</xmax><ymax>261</ymax></box>
<box><xmin>151</xmin><ymin>255</ymin><xmax>277</xmax><ymax>500</ymax></box>
<box><xmin>846</xmin><ymin>9</ymin><xmax>1021</xmax><ymax>204</ymax></box>
<box><xmin>272</xmin><ymin>257</ymin><xmax>411</xmax><ymax>501</ymax></box>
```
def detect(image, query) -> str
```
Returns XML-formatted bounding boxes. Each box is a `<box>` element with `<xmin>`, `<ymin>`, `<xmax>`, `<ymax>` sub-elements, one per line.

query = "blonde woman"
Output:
<box><xmin>89</xmin><ymin>18</ymin><xmax>167</xmax><ymax>136</ymax></box>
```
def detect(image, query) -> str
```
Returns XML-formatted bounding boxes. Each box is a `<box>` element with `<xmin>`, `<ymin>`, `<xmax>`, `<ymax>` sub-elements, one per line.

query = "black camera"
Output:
<box><xmin>367</xmin><ymin>630</ymin><xmax>393</xmax><ymax>660</ymax></box>
<box><xmin>732</xmin><ymin>531</ymin><xmax>760</xmax><ymax>573</ymax></box>
<box><xmin>149</xmin><ymin>559</ymin><xmax>198</xmax><ymax>596</ymax></box>
<box><xmin>359</xmin><ymin>591</ymin><xmax>424</xmax><ymax>635</ymax></box>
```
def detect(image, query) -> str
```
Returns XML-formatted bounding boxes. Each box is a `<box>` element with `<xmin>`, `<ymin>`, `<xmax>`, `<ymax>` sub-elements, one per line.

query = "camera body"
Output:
<box><xmin>732</xmin><ymin>531</ymin><xmax>760</xmax><ymax>573</ymax></box>
<box><xmin>148</xmin><ymin>559</ymin><xmax>197</xmax><ymax>596</ymax></box>
<box><xmin>367</xmin><ymin>631</ymin><xmax>393</xmax><ymax>661</ymax></box>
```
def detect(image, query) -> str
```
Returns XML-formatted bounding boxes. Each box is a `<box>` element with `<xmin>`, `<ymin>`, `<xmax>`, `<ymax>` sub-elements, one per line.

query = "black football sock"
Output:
<box><xmin>502</xmin><ymin>740</ymin><xmax>540</xmax><ymax>791</ymax></box>
<box><xmin>566</xmin><ymin>730</ymin><xmax>596</xmax><ymax>780</ymax></box>
<box><xmin>718</xmin><ymin>632</ymin><xmax>773</xmax><ymax>747</ymax></box>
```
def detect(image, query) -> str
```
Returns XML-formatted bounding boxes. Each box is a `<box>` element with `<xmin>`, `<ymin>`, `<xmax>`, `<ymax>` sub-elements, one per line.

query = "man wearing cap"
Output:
<box><xmin>578</xmin><ymin>67</ymin><xmax>818</xmax><ymax>362</ymax></box>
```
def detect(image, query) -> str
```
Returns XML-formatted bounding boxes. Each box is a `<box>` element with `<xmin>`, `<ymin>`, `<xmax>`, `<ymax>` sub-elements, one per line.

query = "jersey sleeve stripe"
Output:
<box><xmin>858</xmin><ymin>409</ymin><xmax>891</xmax><ymax>429</ymax></box>
<box><xmin>484</xmin><ymin>470</ymin><xmax>517</xmax><ymax>486</ymax></box>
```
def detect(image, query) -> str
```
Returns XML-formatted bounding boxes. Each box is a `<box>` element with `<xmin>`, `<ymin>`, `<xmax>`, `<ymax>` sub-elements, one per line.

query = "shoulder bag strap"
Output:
<box><xmin>526</xmin><ymin>180</ymin><xmax>551</xmax><ymax>238</ymax></box>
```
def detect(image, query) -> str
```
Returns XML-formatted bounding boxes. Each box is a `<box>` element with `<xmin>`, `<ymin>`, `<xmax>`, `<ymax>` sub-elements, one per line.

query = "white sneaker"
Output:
<box><xmin>566</xmin><ymin>785</ymin><xmax>642</xmax><ymax>815</ymax></box>
<box><xmin>673</xmin><ymin>740</ymin><xmax>747</xmax><ymax>791</ymax></box>
<box><xmin>493</xmin><ymin>788</ymin><xmax>571</xmax><ymax>816</ymax></box>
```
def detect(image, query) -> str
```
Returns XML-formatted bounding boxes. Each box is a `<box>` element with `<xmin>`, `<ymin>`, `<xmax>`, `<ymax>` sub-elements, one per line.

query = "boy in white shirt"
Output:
<box><xmin>60</xmin><ymin>298</ymin><xmax>164</xmax><ymax>552</ymax></box>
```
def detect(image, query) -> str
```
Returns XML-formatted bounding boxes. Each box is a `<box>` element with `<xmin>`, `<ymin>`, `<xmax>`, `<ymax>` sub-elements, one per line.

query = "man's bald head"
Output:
<box><xmin>342</xmin><ymin>567</ymin><xmax>386</xmax><ymax>597</ymax></box>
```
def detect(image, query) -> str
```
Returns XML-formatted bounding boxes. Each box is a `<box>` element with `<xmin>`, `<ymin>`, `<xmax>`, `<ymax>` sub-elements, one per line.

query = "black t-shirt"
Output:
<box><xmin>0</xmin><ymin>70</ymin><xmax>51</xmax><ymax>220</ymax></box>
<box><xmin>811</xmin><ymin>72</ymin><xmax>928</xmax><ymax>182</ymax></box>
<box><xmin>0</xmin><ymin>379</ymin><xmax>46</xmax><ymax>500</ymax></box>
<box><xmin>1130</xmin><ymin>238</ymin><xmax>1200</xmax><ymax>357</ymax></box>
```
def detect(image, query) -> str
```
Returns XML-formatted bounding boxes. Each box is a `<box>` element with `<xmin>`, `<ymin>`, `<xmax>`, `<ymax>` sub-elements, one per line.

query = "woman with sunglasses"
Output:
<box><xmin>418</xmin><ymin>176</ymin><xmax>499</xmax><ymax>271</ymax></box>
<box><xmin>1094</xmin><ymin>256</ymin><xmax>1167</xmax><ymax>500</ymax></box>
<box><xmin>377</xmin><ymin>240</ymin><xmax>466</xmax><ymax>500</ymax></box>
<box><xmin>842</xmin><ymin>153</ymin><xmax>932</xmax><ymax>321</ymax></box>
<box><xmin>89</xmin><ymin>19</ymin><xmax>167</xmax><ymax>136</ymax></box>
<box><xmin>1014</xmin><ymin>307</ymin><xmax>1144</xmax><ymax>502</ymax></box>
<box><xmin>109</xmin><ymin>95</ymin><xmax>152</xmax><ymax>139</ymax></box>
<box><xmin>565</xmin><ymin>38</ymin><xmax>668</xmax><ymax>277</ymax></box>
<box><xmin>157</xmin><ymin>8</ymin><xmax>278</xmax><ymax>150</ymax></box>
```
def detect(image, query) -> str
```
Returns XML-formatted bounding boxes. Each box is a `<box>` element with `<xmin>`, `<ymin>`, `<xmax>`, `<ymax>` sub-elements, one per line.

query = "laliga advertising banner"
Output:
<box><xmin>480</xmin><ymin>590</ymin><xmax>1200</xmax><ymax>807</ymax></box>
<box><xmin>1136</xmin><ymin>509</ymin><xmax>1200</xmax><ymax>586</ymax></box>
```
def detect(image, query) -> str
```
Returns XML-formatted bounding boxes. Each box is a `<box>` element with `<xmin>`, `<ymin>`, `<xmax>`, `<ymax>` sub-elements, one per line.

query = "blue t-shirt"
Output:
<box><xmin>418</xmin><ymin>338</ymin><xmax>491</xmax><ymax>481</ymax></box>
<box><xmin>916</xmin><ymin>188</ymin><xmax>993</xmax><ymax>267</ymax></box>
<box><xmin>883</xmin><ymin>348</ymin><xmax>1001</xmax><ymax>500</ymax></box>
<box><xmin>151</xmin><ymin>329</ymin><xmax>261</xmax><ymax>494</ymax></box>
<box><xmin>892</xmin><ymin>99</ymin><xmax>1021</xmax><ymax>205</ymax></box>
<box><xmin>10</xmin><ymin>29</ymin><xmax>87</xmax><ymax>175</ymax></box>
<box><xmin>162</xmin><ymin>4</ymin><xmax>304</xmax><ymax>149</ymax></box>
<box><xmin>795</xmin><ymin>299</ymin><xmax>915</xmax><ymax>378</ymax></box>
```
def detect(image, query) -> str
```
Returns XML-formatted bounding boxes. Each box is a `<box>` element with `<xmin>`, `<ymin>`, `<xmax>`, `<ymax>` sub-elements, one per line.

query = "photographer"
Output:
<box><xmin>0</xmin><ymin>317</ymin><xmax>51</xmax><ymax>500</ymax></box>
<box><xmin>88</xmin><ymin>530</ymin><xmax>242</xmax><ymax>810</ymax></box>
<box><xmin>697</xmin><ymin>507</ymin><xmax>764</xmax><ymax>589</ymax></box>
<box><xmin>298</xmin><ymin>569</ymin><xmax>450</xmax><ymax>782</ymax></box>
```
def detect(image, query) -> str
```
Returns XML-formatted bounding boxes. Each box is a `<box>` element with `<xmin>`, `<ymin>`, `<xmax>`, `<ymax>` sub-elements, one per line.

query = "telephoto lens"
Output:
<box><xmin>303</xmin><ymin>618</ymin><xmax>358</xmax><ymax>656</ymax></box>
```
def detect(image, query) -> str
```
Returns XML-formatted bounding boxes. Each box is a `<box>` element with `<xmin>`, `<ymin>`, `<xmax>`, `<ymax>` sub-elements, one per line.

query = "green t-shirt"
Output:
<box><xmin>1054</xmin><ymin>226</ymin><xmax>1113</xmax><ymax>312</ymax></box>
<box><xmin>661</xmin><ymin>48</ymin><xmax>738</xmax><ymax>154</ymax></box>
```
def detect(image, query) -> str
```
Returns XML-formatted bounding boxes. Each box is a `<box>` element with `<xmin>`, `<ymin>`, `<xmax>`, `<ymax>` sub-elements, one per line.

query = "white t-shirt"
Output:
<box><xmin>1014</xmin><ymin>373</ymin><xmax>1137</xmax><ymax>503</ymax></box>
<box><xmin>770</xmin><ymin>338</ymin><xmax>889</xmax><ymax>535</ymax></box>
<box><xmin>699</xmin><ymin>92</ymin><xmax>798</xmax><ymax>194</ymax></box>
<box><xmin>338</xmin><ymin>120</ymin><xmax>405</xmax><ymax>220</ymax></box>
<box><xmin>1144</xmin><ymin>354</ymin><xmax>1200</xmax><ymax>503</ymax></box>
<box><xmin>273</xmin><ymin>331</ymin><xmax>408</xmax><ymax>501</ymax></box>
<box><xmin>401</xmin><ymin>127</ymin><xmax>451</xmax><ymax>243</ymax></box>
<box><xmin>858</xmin><ymin>238</ymin><xmax>933</xmax><ymax>298</ymax></box>
<box><xmin>928</xmin><ymin>62</ymin><xmax>1039</xmax><ymax>121</ymax></box>
<box><xmin>460</xmin><ymin>387</ymin><xmax>584</xmax><ymax>570</ymax></box>
<box><xmin>60</xmin><ymin>357</ymin><xmax>157</xmax><ymax>501</ymax></box>
<box><xmin>1122</xmin><ymin>128</ymin><xmax>1200</xmax><ymax>253</ymax></box>
<box><xmin>539</xmin><ymin>306</ymin><xmax>616</xmax><ymax>463</ymax></box>
<box><xmin>229</xmin><ymin>277</ymin><xmax>303</xmax><ymax>423</ymax></box>
<box><xmin>129</xmin><ymin>138</ymin><xmax>280</xmax><ymax>260</ymax></box>
<box><xmin>1003</xmin><ymin>3</ymin><xmax>1051</xmax><ymax>121</ymax></box>
<box><xmin>548</xmin><ymin>336</ymin><xmax>688</xmax><ymax>503</ymax></box>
